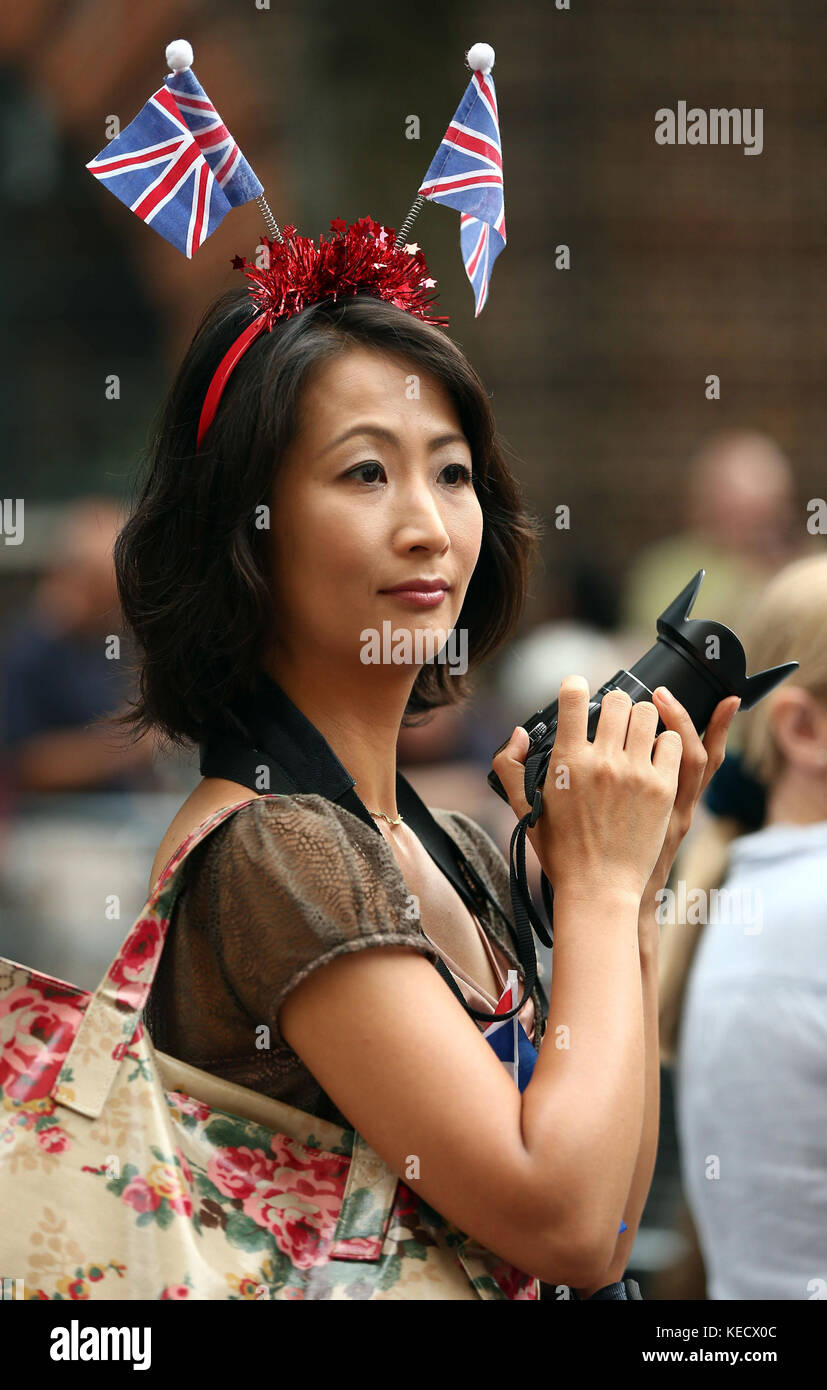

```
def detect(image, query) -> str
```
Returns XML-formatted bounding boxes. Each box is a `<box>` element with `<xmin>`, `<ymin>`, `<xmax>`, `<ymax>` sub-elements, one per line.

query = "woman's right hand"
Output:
<box><xmin>492</xmin><ymin>674</ymin><xmax>684</xmax><ymax>904</ymax></box>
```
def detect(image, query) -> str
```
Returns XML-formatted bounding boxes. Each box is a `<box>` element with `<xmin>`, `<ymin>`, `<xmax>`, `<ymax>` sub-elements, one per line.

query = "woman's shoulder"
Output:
<box><xmin>207</xmin><ymin>791</ymin><xmax>396</xmax><ymax>862</ymax></box>
<box><xmin>150</xmin><ymin>786</ymin><xmax>378</xmax><ymax>893</ymax></box>
<box><xmin>175</xmin><ymin>791</ymin><xmax>421</xmax><ymax>922</ymax></box>
<box><xmin>212</xmin><ymin>795</ymin><xmax>507</xmax><ymax>880</ymax></box>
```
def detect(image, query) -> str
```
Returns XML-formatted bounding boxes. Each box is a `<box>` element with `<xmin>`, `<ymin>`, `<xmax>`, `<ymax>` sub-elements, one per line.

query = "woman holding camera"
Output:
<box><xmin>124</xmin><ymin>291</ymin><xmax>739</xmax><ymax>1297</ymax></box>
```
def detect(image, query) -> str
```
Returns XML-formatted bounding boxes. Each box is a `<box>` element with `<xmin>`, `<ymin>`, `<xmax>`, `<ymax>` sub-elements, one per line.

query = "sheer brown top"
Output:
<box><xmin>143</xmin><ymin>793</ymin><xmax>546</xmax><ymax>1129</ymax></box>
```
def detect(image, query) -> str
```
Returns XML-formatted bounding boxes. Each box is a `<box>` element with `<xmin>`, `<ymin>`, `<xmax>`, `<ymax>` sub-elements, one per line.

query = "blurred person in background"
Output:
<box><xmin>655</xmin><ymin>553</ymin><xmax>827</xmax><ymax>1299</ymax></box>
<box><xmin>0</xmin><ymin>496</ymin><xmax>158</xmax><ymax>804</ymax></box>
<box><xmin>621</xmin><ymin>429</ymin><xmax>806</xmax><ymax>639</ymax></box>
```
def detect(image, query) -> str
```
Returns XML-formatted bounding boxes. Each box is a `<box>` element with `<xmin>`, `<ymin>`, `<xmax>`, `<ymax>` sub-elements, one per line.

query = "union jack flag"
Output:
<box><xmin>483</xmin><ymin>970</ymin><xmax>538</xmax><ymax>1093</ymax></box>
<box><xmin>417</xmin><ymin>65</ymin><xmax>506</xmax><ymax>316</ymax></box>
<box><xmin>86</xmin><ymin>64</ymin><xmax>262</xmax><ymax>258</ymax></box>
<box><xmin>484</xmin><ymin>971</ymin><xmax>627</xmax><ymax>1234</ymax></box>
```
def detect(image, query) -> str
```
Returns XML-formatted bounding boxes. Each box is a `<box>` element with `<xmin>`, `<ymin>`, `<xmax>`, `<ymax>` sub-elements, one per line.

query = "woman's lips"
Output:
<box><xmin>379</xmin><ymin>587</ymin><xmax>448</xmax><ymax>608</ymax></box>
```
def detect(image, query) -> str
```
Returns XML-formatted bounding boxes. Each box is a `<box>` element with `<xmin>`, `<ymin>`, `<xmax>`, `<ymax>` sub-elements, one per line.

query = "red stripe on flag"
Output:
<box><xmin>193</xmin><ymin>122</ymin><xmax>230</xmax><ymax>154</ymax></box>
<box><xmin>154</xmin><ymin>86</ymin><xmax>190</xmax><ymax>127</ymax></box>
<box><xmin>465</xmin><ymin>224</ymin><xmax>487</xmax><ymax>276</ymax></box>
<box><xmin>419</xmin><ymin>171</ymin><xmax>502</xmax><ymax>196</ymax></box>
<box><xmin>190</xmin><ymin>158</ymin><xmax>210</xmax><ymax>253</ymax></box>
<box><xmin>445</xmin><ymin>123</ymin><xmax>502</xmax><ymax>168</ymax></box>
<box><xmin>89</xmin><ymin>139</ymin><xmax>183</xmax><ymax>174</ymax></box>
<box><xmin>171</xmin><ymin>93</ymin><xmax>215</xmax><ymax>113</ymax></box>
<box><xmin>211</xmin><ymin>141</ymin><xmax>239</xmax><ymax>183</ymax></box>
<box><xmin>133</xmin><ymin>140</ymin><xmax>201</xmax><ymax>220</ymax></box>
<box><xmin>473</xmin><ymin>69</ymin><xmax>498</xmax><ymax>117</ymax></box>
<box><xmin>494</xmin><ymin>986</ymin><xmax>516</xmax><ymax>1016</ymax></box>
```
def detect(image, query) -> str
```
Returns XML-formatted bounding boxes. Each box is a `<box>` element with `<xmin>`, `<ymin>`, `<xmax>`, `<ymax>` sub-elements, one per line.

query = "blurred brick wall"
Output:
<box><xmin>482</xmin><ymin>0</ymin><xmax>824</xmax><ymax>583</ymax></box>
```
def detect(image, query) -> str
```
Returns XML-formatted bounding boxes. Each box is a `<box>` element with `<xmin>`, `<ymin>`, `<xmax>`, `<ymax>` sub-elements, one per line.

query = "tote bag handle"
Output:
<box><xmin>51</xmin><ymin>795</ymin><xmax>271</xmax><ymax>1118</ymax></box>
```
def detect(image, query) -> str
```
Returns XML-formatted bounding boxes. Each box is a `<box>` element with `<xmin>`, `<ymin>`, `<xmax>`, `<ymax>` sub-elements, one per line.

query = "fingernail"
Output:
<box><xmin>654</xmin><ymin>687</ymin><xmax>672</xmax><ymax>703</ymax></box>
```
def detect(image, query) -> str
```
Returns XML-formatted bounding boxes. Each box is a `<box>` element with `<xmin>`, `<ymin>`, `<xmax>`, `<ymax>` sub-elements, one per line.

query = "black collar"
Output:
<box><xmin>199</xmin><ymin>667</ymin><xmax>381</xmax><ymax>834</ymax></box>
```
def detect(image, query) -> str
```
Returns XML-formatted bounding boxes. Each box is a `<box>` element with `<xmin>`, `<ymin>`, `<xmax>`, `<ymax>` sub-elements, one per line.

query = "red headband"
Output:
<box><xmin>195</xmin><ymin>216</ymin><xmax>448</xmax><ymax>451</ymax></box>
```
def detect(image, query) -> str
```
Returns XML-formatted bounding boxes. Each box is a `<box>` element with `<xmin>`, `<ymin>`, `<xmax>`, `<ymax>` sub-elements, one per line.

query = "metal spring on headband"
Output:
<box><xmin>394</xmin><ymin>194</ymin><xmax>425</xmax><ymax>248</ymax></box>
<box><xmin>255</xmin><ymin>194</ymin><xmax>285</xmax><ymax>245</ymax></box>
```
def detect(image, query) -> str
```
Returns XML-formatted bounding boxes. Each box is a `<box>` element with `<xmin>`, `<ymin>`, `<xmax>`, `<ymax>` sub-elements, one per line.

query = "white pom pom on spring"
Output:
<box><xmin>166</xmin><ymin>39</ymin><xmax>194</xmax><ymax>72</ymax></box>
<box><xmin>466</xmin><ymin>42</ymin><xmax>495</xmax><ymax>75</ymax></box>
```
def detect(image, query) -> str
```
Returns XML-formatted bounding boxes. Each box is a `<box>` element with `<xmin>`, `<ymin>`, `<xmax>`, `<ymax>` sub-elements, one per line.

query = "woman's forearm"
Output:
<box><xmin>520</xmin><ymin>885</ymin><xmax>646</xmax><ymax>1273</ymax></box>
<box><xmin>571</xmin><ymin>925</ymin><xmax>660</xmax><ymax>1296</ymax></box>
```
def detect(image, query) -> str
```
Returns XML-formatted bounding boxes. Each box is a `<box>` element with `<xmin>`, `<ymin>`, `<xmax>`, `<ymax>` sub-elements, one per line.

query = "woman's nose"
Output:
<box><xmin>393</xmin><ymin>487</ymin><xmax>452</xmax><ymax>548</ymax></box>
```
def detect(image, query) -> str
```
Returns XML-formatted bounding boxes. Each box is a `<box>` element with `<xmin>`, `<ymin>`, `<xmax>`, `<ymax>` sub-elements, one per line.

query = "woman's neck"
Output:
<box><xmin>261</xmin><ymin>655</ymin><xmax>414</xmax><ymax>819</ymax></box>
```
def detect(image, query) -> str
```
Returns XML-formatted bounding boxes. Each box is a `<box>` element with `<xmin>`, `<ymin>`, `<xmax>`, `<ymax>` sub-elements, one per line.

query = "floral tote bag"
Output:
<box><xmin>0</xmin><ymin>795</ymin><xmax>540</xmax><ymax>1301</ymax></box>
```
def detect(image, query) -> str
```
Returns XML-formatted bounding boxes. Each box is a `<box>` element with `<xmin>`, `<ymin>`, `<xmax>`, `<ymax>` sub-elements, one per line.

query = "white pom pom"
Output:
<box><xmin>166</xmin><ymin>39</ymin><xmax>194</xmax><ymax>72</ymax></box>
<box><xmin>466</xmin><ymin>42</ymin><xmax>495</xmax><ymax>75</ymax></box>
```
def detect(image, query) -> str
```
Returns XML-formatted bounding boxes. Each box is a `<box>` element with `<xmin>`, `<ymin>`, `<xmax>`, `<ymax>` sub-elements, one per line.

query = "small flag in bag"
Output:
<box><xmin>483</xmin><ymin>970</ymin><xmax>538</xmax><ymax>1093</ymax></box>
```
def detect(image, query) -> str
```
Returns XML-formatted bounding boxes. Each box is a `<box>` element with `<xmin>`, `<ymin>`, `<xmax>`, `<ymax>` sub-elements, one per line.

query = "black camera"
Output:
<box><xmin>489</xmin><ymin>569</ymin><xmax>798</xmax><ymax>818</ymax></box>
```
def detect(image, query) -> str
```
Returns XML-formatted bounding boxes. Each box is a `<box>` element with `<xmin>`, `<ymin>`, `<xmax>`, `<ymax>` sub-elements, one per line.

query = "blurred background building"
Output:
<box><xmin>0</xmin><ymin>0</ymin><xmax>824</xmax><ymax>1298</ymax></box>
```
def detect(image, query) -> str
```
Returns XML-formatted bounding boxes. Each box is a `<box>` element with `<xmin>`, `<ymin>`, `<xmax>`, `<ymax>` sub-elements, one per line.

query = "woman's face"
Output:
<box><xmin>266</xmin><ymin>345</ymin><xmax>483</xmax><ymax>682</ymax></box>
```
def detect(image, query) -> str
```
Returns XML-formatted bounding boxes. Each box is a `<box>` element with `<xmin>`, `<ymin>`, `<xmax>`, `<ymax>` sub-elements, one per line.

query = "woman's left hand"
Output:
<box><xmin>639</xmin><ymin>688</ymin><xmax>741</xmax><ymax>938</ymax></box>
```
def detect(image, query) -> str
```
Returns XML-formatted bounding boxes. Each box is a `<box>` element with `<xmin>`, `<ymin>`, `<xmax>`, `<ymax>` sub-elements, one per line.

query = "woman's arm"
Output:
<box><xmin>570</xmin><ymin>909</ymin><xmax>659</xmax><ymax>1297</ymax></box>
<box><xmin>281</xmin><ymin>682</ymin><xmax>683</xmax><ymax>1285</ymax></box>
<box><xmin>520</xmin><ymin>883</ymin><xmax>648</xmax><ymax>1280</ymax></box>
<box><xmin>280</xmin><ymin>882</ymin><xmax>646</xmax><ymax>1288</ymax></box>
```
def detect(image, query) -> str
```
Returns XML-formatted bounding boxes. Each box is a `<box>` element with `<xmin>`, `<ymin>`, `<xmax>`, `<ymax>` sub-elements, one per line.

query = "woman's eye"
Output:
<box><xmin>347</xmin><ymin>461</ymin><xmax>384</xmax><ymax>484</ymax></box>
<box><xmin>442</xmin><ymin>462</ymin><xmax>474</xmax><ymax>486</ymax></box>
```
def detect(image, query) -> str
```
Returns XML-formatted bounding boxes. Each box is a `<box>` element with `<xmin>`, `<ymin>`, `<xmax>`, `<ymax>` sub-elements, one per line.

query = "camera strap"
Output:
<box><xmin>505</xmin><ymin>739</ymin><xmax>557</xmax><ymax>954</ymax></box>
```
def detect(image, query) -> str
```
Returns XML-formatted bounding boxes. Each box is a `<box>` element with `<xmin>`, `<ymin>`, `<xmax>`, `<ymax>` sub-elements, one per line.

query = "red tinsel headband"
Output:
<box><xmin>196</xmin><ymin>216</ymin><xmax>448</xmax><ymax>451</ymax></box>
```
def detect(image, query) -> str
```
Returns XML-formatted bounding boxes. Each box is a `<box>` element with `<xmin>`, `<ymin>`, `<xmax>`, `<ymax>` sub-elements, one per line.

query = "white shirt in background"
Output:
<box><xmin>676</xmin><ymin>819</ymin><xmax>827</xmax><ymax>1300</ymax></box>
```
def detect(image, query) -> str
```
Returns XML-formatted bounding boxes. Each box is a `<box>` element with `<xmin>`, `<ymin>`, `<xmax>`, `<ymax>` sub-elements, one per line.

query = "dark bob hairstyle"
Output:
<box><xmin>111</xmin><ymin>287</ymin><xmax>544</xmax><ymax>750</ymax></box>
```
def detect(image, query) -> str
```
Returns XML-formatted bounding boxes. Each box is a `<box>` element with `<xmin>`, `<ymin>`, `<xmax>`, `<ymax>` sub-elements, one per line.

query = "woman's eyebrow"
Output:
<box><xmin>322</xmin><ymin>423</ymin><xmax>468</xmax><ymax>454</ymax></box>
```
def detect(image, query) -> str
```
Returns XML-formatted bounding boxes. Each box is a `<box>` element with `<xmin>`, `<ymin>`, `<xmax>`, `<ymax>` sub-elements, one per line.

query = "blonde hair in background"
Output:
<box><xmin>658</xmin><ymin>548</ymin><xmax>827</xmax><ymax>1066</ymax></box>
<box><xmin>736</xmin><ymin>551</ymin><xmax>827</xmax><ymax>786</ymax></box>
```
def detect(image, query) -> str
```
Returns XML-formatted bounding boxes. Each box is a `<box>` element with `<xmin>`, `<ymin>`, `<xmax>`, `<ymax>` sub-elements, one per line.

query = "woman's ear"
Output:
<box><xmin>769</xmin><ymin>688</ymin><xmax>827</xmax><ymax>773</ymax></box>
